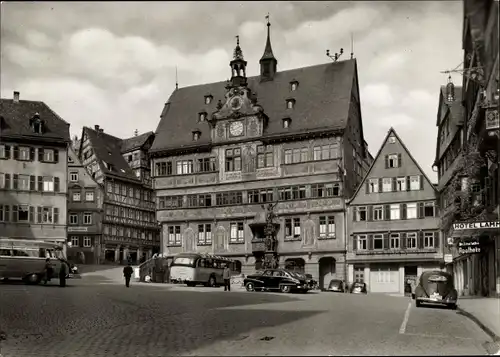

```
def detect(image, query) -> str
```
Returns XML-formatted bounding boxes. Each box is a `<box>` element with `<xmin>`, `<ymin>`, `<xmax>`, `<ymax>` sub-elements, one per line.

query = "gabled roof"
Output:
<box><xmin>349</xmin><ymin>127</ymin><xmax>438</xmax><ymax>203</ymax></box>
<box><xmin>121</xmin><ymin>131</ymin><xmax>154</xmax><ymax>153</ymax></box>
<box><xmin>81</xmin><ymin>127</ymin><xmax>139</xmax><ymax>182</ymax></box>
<box><xmin>151</xmin><ymin>59</ymin><xmax>357</xmax><ymax>153</ymax></box>
<box><xmin>0</xmin><ymin>98</ymin><xmax>70</xmax><ymax>143</ymax></box>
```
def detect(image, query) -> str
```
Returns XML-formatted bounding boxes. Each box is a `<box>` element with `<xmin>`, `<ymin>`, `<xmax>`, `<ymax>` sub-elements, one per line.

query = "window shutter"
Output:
<box><xmin>54</xmin><ymin>150</ymin><xmax>59</xmax><ymax>163</ymax></box>
<box><xmin>406</xmin><ymin>176</ymin><xmax>410</xmax><ymax>191</ymax></box>
<box><xmin>54</xmin><ymin>208</ymin><xmax>59</xmax><ymax>224</ymax></box>
<box><xmin>4</xmin><ymin>206</ymin><xmax>9</xmax><ymax>221</ymax></box>
<box><xmin>434</xmin><ymin>232</ymin><xmax>440</xmax><ymax>248</ymax></box>
<box><xmin>5</xmin><ymin>145</ymin><xmax>10</xmax><ymax>159</ymax></box>
<box><xmin>368</xmin><ymin>234</ymin><xmax>373</xmax><ymax>250</ymax></box>
<box><xmin>365</xmin><ymin>181</ymin><xmax>369</xmax><ymax>193</ymax></box>
<box><xmin>352</xmin><ymin>207</ymin><xmax>357</xmax><ymax>221</ymax></box>
<box><xmin>367</xmin><ymin>206</ymin><xmax>373</xmax><ymax>221</ymax></box>
<box><xmin>384</xmin><ymin>205</ymin><xmax>390</xmax><ymax>220</ymax></box>
<box><xmin>420</xmin><ymin>175</ymin><xmax>424</xmax><ymax>190</ymax></box>
<box><xmin>30</xmin><ymin>175</ymin><xmax>36</xmax><ymax>191</ymax></box>
<box><xmin>434</xmin><ymin>201</ymin><xmax>439</xmax><ymax>217</ymax></box>
<box><xmin>13</xmin><ymin>174</ymin><xmax>18</xmax><ymax>189</ymax></box>
<box><xmin>29</xmin><ymin>206</ymin><xmax>34</xmax><ymax>223</ymax></box>
<box><xmin>353</xmin><ymin>236</ymin><xmax>357</xmax><ymax>251</ymax></box>
<box><xmin>384</xmin><ymin>155</ymin><xmax>389</xmax><ymax>168</ymax></box>
<box><xmin>54</xmin><ymin>177</ymin><xmax>60</xmax><ymax>192</ymax></box>
<box><xmin>13</xmin><ymin>146</ymin><xmax>18</xmax><ymax>160</ymax></box>
<box><xmin>401</xmin><ymin>203</ymin><xmax>407</xmax><ymax>219</ymax></box>
<box><xmin>38</xmin><ymin>148</ymin><xmax>44</xmax><ymax>162</ymax></box>
<box><xmin>418</xmin><ymin>202</ymin><xmax>424</xmax><ymax>218</ymax></box>
<box><xmin>392</xmin><ymin>177</ymin><xmax>397</xmax><ymax>191</ymax></box>
<box><xmin>384</xmin><ymin>233</ymin><xmax>389</xmax><ymax>249</ymax></box>
<box><xmin>30</xmin><ymin>147</ymin><xmax>36</xmax><ymax>161</ymax></box>
<box><xmin>378</xmin><ymin>178</ymin><xmax>383</xmax><ymax>192</ymax></box>
<box><xmin>38</xmin><ymin>176</ymin><xmax>43</xmax><ymax>191</ymax></box>
<box><xmin>12</xmin><ymin>205</ymin><xmax>18</xmax><ymax>222</ymax></box>
<box><xmin>398</xmin><ymin>153</ymin><xmax>402</xmax><ymax>167</ymax></box>
<box><xmin>5</xmin><ymin>174</ymin><xmax>10</xmax><ymax>189</ymax></box>
<box><xmin>401</xmin><ymin>232</ymin><xmax>407</xmax><ymax>249</ymax></box>
<box><xmin>418</xmin><ymin>231</ymin><xmax>423</xmax><ymax>249</ymax></box>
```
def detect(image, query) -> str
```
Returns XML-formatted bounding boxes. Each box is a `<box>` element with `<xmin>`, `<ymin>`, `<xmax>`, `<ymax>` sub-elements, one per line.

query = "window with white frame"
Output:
<box><xmin>197</xmin><ymin>224</ymin><xmax>212</xmax><ymax>245</ymax></box>
<box><xmin>0</xmin><ymin>173</ymin><xmax>5</xmax><ymax>189</ymax></box>
<box><xmin>357</xmin><ymin>235</ymin><xmax>367</xmax><ymax>250</ymax></box>
<box><xmin>406</xmin><ymin>203</ymin><xmax>417</xmax><ymax>219</ymax></box>
<box><xmin>369</xmin><ymin>178</ymin><xmax>379</xmax><ymax>193</ymax></box>
<box><xmin>373</xmin><ymin>234</ymin><xmax>384</xmax><ymax>250</ymax></box>
<box><xmin>424</xmin><ymin>202</ymin><xmax>435</xmax><ymax>217</ymax></box>
<box><xmin>83</xmin><ymin>213</ymin><xmax>92</xmax><ymax>225</ymax></box>
<box><xmin>85</xmin><ymin>191</ymin><xmax>94</xmax><ymax>201</ymax></box>
<box><xmin>17</xmin><ymin>175</ymin><xmax>30</xmax><ymax>190</ymax></box>
<box><xmin>354</xmin><ymin>267</ymin><xmax>364</xmax><ymax>282</ymax></box>
<box><xmin>83</xmin><ymin>236</ymin><xmax>91</xmax><ymax>247</ymax></box>
<box><xmin>176</xmin><ymin>160</ymin><xmax>193</xmax><ymax>174</ymax></box>
<box><xmin>387</xmin><ymin>154</ymin><xmax>399</xmax><ymax>168</ymax></box>
<box><xmin>168</xmin><ymin>226</ymin><xmax>181</xmax><ymax>245</ymax></box>
<box><xmin>0</xmin><ymin>145</ymin><xmax>6</xmax><ymax>159</ymax></box>
<box><xmin>390</xmin><ymin>233</ymin><xmax>400</xmax><ymax>249</ymax></box>
<box><xmin>373</xmin><ymin>206</ymin><xmax>383</xmax><ymax>220</ymax></box>
<box><xmin>424</xmin><ymin>232</ymin><xmax>435</xmax><ymax>248</ymax></box>
<box><xmin>70</xmin><ymin>172</ymin><xmax>78</xmax><ymax>182</ymax></box>
<box><xmin>390</xmin><ymin>205</ymin><xmax>401</xmax><ymax>220</ymax></box>
<box><xmin>319</xmin><ymin>216</ymin><xmax>335</xmax><ymax>238</ymax></box>
<box><xmin>382</xmin><ymin>178</ymin><xmax>392</xmax><ymax>192</ymax></box>
<box><xmin>396</xmin><ymin>177</ymin><xmax>406</xmax><ymax>191</ymax></box>
<box><xmin>43</xmin><ymin>149</ymin><xmax>55</xmax><ymax>162</ymax></box>
<box><xmin>43</xmin><ymin>176</ymin><xmax>54</xmax><ymax>192</ymax></box>
<box><xmin>69</xmin><ymin>214</ymin><xmax>78</xmax><ymax>225</ymax></box>
<box><xmin>388</xmin><ymin>136</ymin><xmax>396</xmax><ymax>144</ymax></box>
<box><xmin>410</xmin><ymin>175</ymin><xmax>420</xmax><ymax>190</ymax></box>
<box><xmin>355</xmin><ymin>207</ymin><xmax>367</xmax><ymax>221</ymax></box>
<box><xmin>230</xmin><ymin>222</ymin><xmax>244</xmax><ymax>243</ymax></box>
<box><xmin>70</xmin><ymin>236</ymin><xmax>79</xmax><ymax>247</ymax></box>
<box><xmin>285</xmin><ymin>218</ymin><xmax>301</xmax><ymax>239</ymax></box>
<box><xmin>406</xmin><ymin>232</ymin><xmax>417</xmax><ymax>249</ymax></box>
<box><xmin>42</xmin><ymin>207</ymin><xmax>53</xmax><ymax>223</ymax></box>
<box><xmin>18</xmin><ymin>147</ymin><xmax>30</xmax><ymax>161</ymax></box>
<box><xmin>73</xmin><ymin>192</ymin><xmax>81</xmax><ymax>202</ymax></box>
<box><xmin>225</xmin><ymin>148</ymin><xmax>242</xmax><ymax>172</ymax></box>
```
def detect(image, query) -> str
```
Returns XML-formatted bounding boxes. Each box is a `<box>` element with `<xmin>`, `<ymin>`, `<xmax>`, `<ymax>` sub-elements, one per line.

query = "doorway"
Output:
<box><xmin>318</xmin><ymin>257</ymin><xmax>336</xmax><ymax>290</ymax></box>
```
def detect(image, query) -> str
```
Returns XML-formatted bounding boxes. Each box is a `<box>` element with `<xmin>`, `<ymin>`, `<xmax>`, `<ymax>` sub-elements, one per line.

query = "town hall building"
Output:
<box><xmin>150</xmin><ymin>20</ymin><xmax>373</xmax><ymax>288</ymax></box>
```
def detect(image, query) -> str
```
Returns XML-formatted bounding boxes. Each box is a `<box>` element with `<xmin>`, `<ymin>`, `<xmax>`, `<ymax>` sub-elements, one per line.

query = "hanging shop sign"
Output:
<box><xmin>444</xmin><ymin>254</ymin><xmax>453</xmax><ymax>263</ymax></box>
<box><xmin>458</xmin><ymin>239</ymin><xmax>481</xmax><ymax>255</ymax></box>
<box><xmin>453</xmin><ymin>221</ymin><xmax>500</xmax><ymax>230</ymax></box>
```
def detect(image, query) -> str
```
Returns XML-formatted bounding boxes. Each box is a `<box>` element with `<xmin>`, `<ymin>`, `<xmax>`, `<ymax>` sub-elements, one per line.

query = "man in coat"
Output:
<box><xmin>223</xmin><ymin>265</ymin><xmax>231</xmax><ymax>291</ymax></box>
<box><xmin>123</xmin><ymin>263</ymin><xmax>134</xmax><ymax>288</ymax></box>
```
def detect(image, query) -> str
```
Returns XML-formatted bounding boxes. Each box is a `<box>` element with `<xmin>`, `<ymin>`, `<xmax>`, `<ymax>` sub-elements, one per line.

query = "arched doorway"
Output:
<box><xmin>285</xmin><ymin>258</ymin><xmax>305</xmax><ymax>274</ymax></box>
<box><xmin>318</xmin><ymin>257</ymin><xmax>336</xmax><ymax>290</ymax></box>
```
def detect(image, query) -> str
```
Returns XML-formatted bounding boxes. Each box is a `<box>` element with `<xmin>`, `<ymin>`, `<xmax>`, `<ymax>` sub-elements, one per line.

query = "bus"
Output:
<box><xmin>0</xmin><ymin>238</ymin><xmax>68</xmax><ymax>284</ymax></box>
<box><xmin>169</xmin><ymin>253</ymin><xmax>234</xmax><ymax>287</ymax></box>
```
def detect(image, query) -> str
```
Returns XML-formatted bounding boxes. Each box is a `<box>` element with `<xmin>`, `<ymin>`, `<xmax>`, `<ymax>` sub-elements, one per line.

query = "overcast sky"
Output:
<box><xmin>1</xmin><ymin>1</ymin><xmax>463</xmax><ymax>181</ymax></box>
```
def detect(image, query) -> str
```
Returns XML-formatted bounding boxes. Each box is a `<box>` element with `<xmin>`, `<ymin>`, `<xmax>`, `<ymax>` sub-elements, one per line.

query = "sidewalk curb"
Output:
<box><xmin>457</xmin><ymin>307</ymin><xmax>500</xmax><ymax>354</ymax></box>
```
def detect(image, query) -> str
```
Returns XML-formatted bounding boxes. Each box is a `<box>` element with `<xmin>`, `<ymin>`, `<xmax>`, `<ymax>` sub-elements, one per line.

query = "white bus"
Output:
<box><xmin>0</xmin><ymin>238</ymin><xmax>68</xmax><ymax>284</ymax></box>
<box><xmin>170</xmin><ymin>253</ymin><xmax>234</xmax><ymax>287</ymax></box>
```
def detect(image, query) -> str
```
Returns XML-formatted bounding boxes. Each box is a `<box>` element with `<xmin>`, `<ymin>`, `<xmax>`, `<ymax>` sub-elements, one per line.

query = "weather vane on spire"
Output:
<box><xmin>233</xmin><ymin>35</ymin><xmax>244</xmax><ymax>60</ymax></box>
<box><xmin>236</xmin><ymin>35</ymin><xmax>239</xmax><ymax>46</ymax></box>
<box><xmin>266</xmin><ymin>12</ymin><xmax>270</xmax><ymax>25</ymax></box>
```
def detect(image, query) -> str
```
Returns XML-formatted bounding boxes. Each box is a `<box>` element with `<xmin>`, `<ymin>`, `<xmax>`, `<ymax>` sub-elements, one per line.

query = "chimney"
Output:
<box><xmin>99</xmin><ymin>129</ymin><xmax>104</xmax><ymax>133</ymax></box>
<box><xmin>134</xmin><ymin>129</ymin><xmax>138</xmax><ymax>137</ymax></box>
<box><xmin>13</xmin><ymin>91</ymin><xmax>20</xmax><ymax>103</ymax></box>
<box><xmin>94</xmin><ymin>125</ymin><xmax>100</xmax><ymax>131</ymax></box>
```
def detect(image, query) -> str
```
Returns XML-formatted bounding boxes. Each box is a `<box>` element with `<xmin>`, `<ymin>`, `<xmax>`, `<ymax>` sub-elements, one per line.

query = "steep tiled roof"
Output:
<box><xmin>0</xmin><ymin>98</ymin><xmax>70</xmax><ymax>143</ymax></box>
<box><xmin>121</xmin><ymin>131</ymin><xmax>154</xmax><ymax>153</ymax></box>
<box><xmin>151</xmin><ymin>59</ymin><xmax>356</xmax><ymax>152</ymax></box>
<box><xmin>82</xmin><ymin>127</ymin><xmax>138</xmax><ymax>182</ymax></box>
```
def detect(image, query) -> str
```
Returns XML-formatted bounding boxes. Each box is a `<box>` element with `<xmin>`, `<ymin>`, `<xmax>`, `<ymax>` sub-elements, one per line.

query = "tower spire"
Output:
<box><xmin>229</xmin><ymin>34</ymin><xmax>247</xmax><ymax>87</ymax></box>
<box><xmin>259</xmin><ymin>13</ymin><xmax>278</xmax><ymax>81</ymax></box>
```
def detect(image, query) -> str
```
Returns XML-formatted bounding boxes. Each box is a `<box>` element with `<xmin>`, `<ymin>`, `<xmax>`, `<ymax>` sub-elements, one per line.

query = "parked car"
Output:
<box><xmin>304</xmin><ymin>274</ymin><xmax>318</xmax><ymax>290</ymax></box>
<box><xmin>414</xmin><ymin>270</ymin><xmax>457</xmax><ymax>309</ymax></box>
<box><xmin>244</xmin><ymin>269</ymin><xmax>309</xmax><ymax>293</ymax></box>
<box><xmin>349</xmin><ymin>281</ymin><xmax>367</xmax><ymax>294</ymax></box>
<box><xmin>327</xmin><ymin>279</ymin><xmax>347</xmax><ymax>293</ymax></box>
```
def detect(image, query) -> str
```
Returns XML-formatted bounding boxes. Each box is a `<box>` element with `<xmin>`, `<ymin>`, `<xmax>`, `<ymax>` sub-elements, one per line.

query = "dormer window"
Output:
<box><xmin>286</xmin><ymin>99</ymin><xmax>295</xmax><ymax>109</ymax></box>
<box><xmin>204</xmin><ymin>95</ymin><xmax>213</xmax><ymax>105</ymax></box>
<box><xmin>199</xmin><ymin>112</ymin><xmax>207</xmax><ymax>122</ymax></box>
<box><xmin>192</xmin><ymin>130</ymin><xmax>201</xmax><ymax>141</ymax></box>
<box><xmin>30</xmin><ymin>113</ymin><xmax>44</xmax><ymax>134</ymax></box>
<box><xmin>282</xmin><ymin>118</ymin><xmax>292</xmax><ymax>128</ymax></box>
<box><xmin>388</xmin><ymin>135</ymin><xmax>396</xmax><ymax>144</ymax></box>
<box><xmin>290</xmin><ymin>81</ymin><xmax>299</xmax><ymax>91</ymax></box>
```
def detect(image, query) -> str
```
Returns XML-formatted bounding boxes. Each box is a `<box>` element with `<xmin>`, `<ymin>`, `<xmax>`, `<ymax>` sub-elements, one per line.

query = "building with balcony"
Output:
<box><xmin>347</xmin><ymin>128</ymin><xmax>442</xmax><ymax>295</ymax></box>
<box><xmin>66</xmin><ymin>147</ymin><xmax>103</xmax><ymax>264</ymax></box>
<box><xmin>0</xmin><ymin>91</ymin><xmax>70</xmax><ymax>248</ymax></box>
<box><xmin>435</xmin><ymin>0</ymin><xmax>499</xmax><ymax>297</ymax></box>
<box><xmin>77</xmin><ymin>126</ymin><xmax>160</xmax><ymax>264</ymax></box>
<box><xmin>150</xmin><ymin>20</ymin><xmax>373</xmax><ymax>288</ymax></box>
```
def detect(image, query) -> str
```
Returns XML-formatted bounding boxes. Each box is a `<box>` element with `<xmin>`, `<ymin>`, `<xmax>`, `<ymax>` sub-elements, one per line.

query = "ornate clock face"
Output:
<box><xmin>229</xmin><ymin>121</ymin><xmax>244</xmax><ymax>136</ymax></box>
<box><xmin>230</xmin><ymin>96</ymin><xmax>243</xmax><ymax>110</ymax></box>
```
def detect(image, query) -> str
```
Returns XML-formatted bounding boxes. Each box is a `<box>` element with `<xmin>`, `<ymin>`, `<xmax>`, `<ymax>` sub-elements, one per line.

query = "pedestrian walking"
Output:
<box><xmin>223</xmin><ymin>265</ymin><xmax>231</xmax><ymax>291</ymax></box>
<box><xmin>59</xmin><ymin>260</ymin><xmax>67</xmax><ymax>287</ymax></box>
<box><xmin>123</xmin><ymin>263</ymin><xmax>133</xmax><ymax>288</ymax></box>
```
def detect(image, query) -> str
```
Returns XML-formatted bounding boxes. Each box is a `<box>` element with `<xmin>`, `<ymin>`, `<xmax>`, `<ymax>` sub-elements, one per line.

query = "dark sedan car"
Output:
<box><xmin>244</xmin><ymin>269</ymin><xmax>309</xmax><ymax>293</ymax></box>
<box><xmin>414</xmin><ymin>271</ymin><xmax>457</xmax><ymax>309</ymax></box>
<box><xmin>349</xmin><ymin>282</ymin><xmax>367</xmax><ymax>294</ymax></box>
<box><xmin>327</xmin><ymin>279</ymin><xmax>347</xmax><ymax>293</ymax></box>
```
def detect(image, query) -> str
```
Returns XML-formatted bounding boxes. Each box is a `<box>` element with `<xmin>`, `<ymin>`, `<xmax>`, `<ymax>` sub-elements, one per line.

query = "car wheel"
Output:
<box><xmin>415</xmin><ymin>300</ymin><xmax>421</xmax><ymax>308</ymax></box>
<box><xmin>207</xmin><ymin>276</ymin><xmax>216</xmax><ymax>287</ymax></box>
<box><xmin>24</xmin><ymin>273</ymin><xmax>40</xmax><ymax>285</ymax></box>
<box><xmin>449</xmin><ymin>303</ymin><xmax>457</xmax><ymax>310</ymax></box>
<box><xmin>245</xmin><ymin>282</ymin><xmax>255</xmax><ymax>292</ymax></box>
<box><xmin>186</xmin><ymin>282</ymin><xmax>196</xmax><ymax>287</ymax></box>
<box><xmin>280</xmin><ymin>285</ymin><xmax>292</xmax><ymax>293</ymax></box>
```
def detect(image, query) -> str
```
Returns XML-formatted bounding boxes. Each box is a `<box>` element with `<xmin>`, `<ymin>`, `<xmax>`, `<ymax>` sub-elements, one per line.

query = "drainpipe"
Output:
<box><xmin>344</xmin><ymin>197</ymin><xmax>351</xmax><ymax>291</ymax></box>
